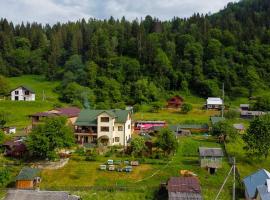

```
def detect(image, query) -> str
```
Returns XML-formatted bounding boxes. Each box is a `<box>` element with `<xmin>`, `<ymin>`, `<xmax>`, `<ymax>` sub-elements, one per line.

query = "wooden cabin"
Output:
<box><xmin>199</xmin><ymin>147</ymin><xmax>224</xmax><ymax>174</ymax></box>
<box><xmin>15</xmin><ymin>167</ymin><xmax>41</xmax><ymax>189</ymax></box>
<box><xmin>167</xmin><ymin>95</ymin><xmax>184</xmax><ymax>109</ymax></box>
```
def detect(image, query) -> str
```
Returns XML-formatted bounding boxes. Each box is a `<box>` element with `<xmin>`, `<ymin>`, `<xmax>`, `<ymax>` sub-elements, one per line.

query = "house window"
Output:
<box><xmin>25</xmin><ymin>91</ymin><xmax>30</xmax><ymax>95</ymax></box>
<box><xmin>118</xmin><ymin>126</ymin><xmax>123</xmax><ymax>131</ymax></box>
<box><xmin>101</xmin><ymin>126</ymin><xmax>109</xmax><ymax>132</ymax></box>
<box><xmin>15</xmin><ymin>91</ymin><xmax>19</xmax><ymax>95</ymax></box>
<box><xmin>115</xmin><ymin>137</ymin><xmax>120</xmax><ymax>142</ymax></box>
<box><xmin>128</xmin><ymin>125</ymin><xmax>131</xmax><ymax>129</ymax></box>
<box><xmin>101</xmin><ymin>117</ymin><xmax>109</xmax><ymax>122</ymax></box>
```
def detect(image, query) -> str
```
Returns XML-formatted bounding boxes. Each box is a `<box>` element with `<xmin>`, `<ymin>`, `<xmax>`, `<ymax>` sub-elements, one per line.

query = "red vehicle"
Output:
<box><xmin>134</xmin><ymin>121</ymin><xmax>166</xmax><ymax>131</ymax></box>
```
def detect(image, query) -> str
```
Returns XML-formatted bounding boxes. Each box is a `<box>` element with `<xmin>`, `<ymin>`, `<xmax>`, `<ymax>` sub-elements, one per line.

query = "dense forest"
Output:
<box><xmin>0</xmin><ymin>0</ymin><xmax>270</xmax><ymax>108</ymax></box>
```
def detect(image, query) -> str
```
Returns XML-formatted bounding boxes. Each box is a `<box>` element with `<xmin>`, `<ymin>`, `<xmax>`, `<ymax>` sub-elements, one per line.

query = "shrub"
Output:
<box><xmin>181</xmin><ymin>103</ymin><xmax>193</xmax><ymax>114</ymax></box>
<box><xmin>224</xmin><ymin>109</ymin><xmax>239</xmax><ymax>119</ymax></box>
<box><xmin>0</xmin><ymin>168</ymin><xmax>10</xmax><ymax>187</ymax></box>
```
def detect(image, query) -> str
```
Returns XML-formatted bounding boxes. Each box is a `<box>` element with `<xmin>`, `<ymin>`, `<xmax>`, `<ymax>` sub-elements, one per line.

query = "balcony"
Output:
<box><xmin>74</xmin><ymin>129</ymin><xmax>97</xmax><ymax>136</ymax></box>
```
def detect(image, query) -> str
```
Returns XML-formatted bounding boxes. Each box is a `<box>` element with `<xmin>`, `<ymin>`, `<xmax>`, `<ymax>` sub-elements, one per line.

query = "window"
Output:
<box><xmin>25</xmin><ymin>91</ymin><xmax>30</xmax><ymax>95</ymax></box>
<box><xmin>128</xmin><ymin>125</ymin><xmax>131</xmax><ymax>129</ymax></box>
<box><xmin>101</xmin><ymin>126</ymin><xmax>109</xmax><ymax>132</ymax></box>
<box><xmin>15</xmin><ymin>91</ymin><xmax>19</xmax><ymax>95</ymax></box>
<box><xmin>118</xmin><ymin>126</ymin><xmax>123</xmax><ymax>131</ymax></box>
<box><xmin>115</xmin><ymin>137</ymin><xmax>120</xmax><ymax>142</ymax></box>
<box><xmin>101</xmin><ymin>117</ymin><xmax>109</xmax><ymax>122</ymax></box>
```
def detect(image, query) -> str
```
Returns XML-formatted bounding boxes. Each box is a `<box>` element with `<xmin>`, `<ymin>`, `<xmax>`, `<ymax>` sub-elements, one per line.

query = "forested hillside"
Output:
<box><xmin>0</xmin><ymin>0</ymin><xmax>270</xmax><ymax>108</ymax></box>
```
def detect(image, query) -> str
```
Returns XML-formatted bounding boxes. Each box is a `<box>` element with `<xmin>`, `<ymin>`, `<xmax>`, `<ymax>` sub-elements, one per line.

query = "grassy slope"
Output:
<box><xmin>40</xmin><ymin>136</ymin><xmax>232</xmax><ymax>200</ymax></box>
<box><xmin>0</xmin><ymin>75</ymin><xmax>61</xmax><ymax>131</ymax></box>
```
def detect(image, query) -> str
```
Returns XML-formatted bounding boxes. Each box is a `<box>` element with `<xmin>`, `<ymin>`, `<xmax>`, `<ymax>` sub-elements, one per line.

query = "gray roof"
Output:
<box><xmin>243</xmin><ymin>169</ymin><xmax>270</xmax><ymax>199</ymax></box>
<box><xmin>210</xmin><ymin>117</ymin><xmax>225</xmax><ymax>125</ymax></box>
<box><xmin>11</xmin><ymin>85</ymin><xmax>35</xmax><ymax>93</ymax></box>
<box><xmin>4</xmin><ymin>190</ymin><xmax>80</xmax><ymax>200</ymax></box>
<box><xmin>169</xmin><ymin>192</ymin><xmax>203</xmax><ymax>200</ymax></box>
<box><xmin>241</xmin><ymin>111</ymin><xmax>266</xmax><ymax>116</ymax></box>
<box><xmin>199</xmin><ymin>147</ymin><xmax>224</xmax><ymax>157</ymax></box>
<box><xmin>257</xmin><ymin>185</ymin><xmax>270</xmax><ymax>200</ymax></box>
<box><xmin>240</xmin><ymin>104</ymin><xmax>249</xmax><ymax>107</ymax></box>
<box><xmin>233</xmin><ymin>124</ymin><xmax>245</xmax><ymax>130</ymax></box>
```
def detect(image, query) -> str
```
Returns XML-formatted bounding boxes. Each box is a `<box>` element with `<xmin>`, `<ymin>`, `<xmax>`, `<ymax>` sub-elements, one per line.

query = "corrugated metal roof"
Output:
<box><xmin>257</xmin><ymin>185</ymin><xmax>270</xmax><ymax>200</ymax></box>
<box><xmin>233</xmin><ymin>124</ymin><xmax>245</xmax><ymax>130</ymax></box>
<box><xmin>4</xmin><ymin>190</ymin><xmax>80</xmax><ymax>200</ymax></box>
<box><xmin>243</xmin><ymin>169</ymin><xmax>270</xmax><ymax>199</ymax></box>
<box><xmin>207</xmin><ymin>97</ymin><xmax>223</xmax><ymax>105</ymax></box>
<box><xmin>199</xmin><ymin>147</ymin><xmax>224</xmax><ymax>157</ymax></box>
<box><xmin>167</xmin><ymin>177</ymin><xmax>201</xmax><ymax>193</ymax></box>
<box><xmin>75</xmin><ymin>109</ymin><xmax>130</xmax><ymax>126</ymax></box>
<box><xmin>16</xmin><ymin>167</ymin><xmax>40</xmax><ymax>181</ymax></box>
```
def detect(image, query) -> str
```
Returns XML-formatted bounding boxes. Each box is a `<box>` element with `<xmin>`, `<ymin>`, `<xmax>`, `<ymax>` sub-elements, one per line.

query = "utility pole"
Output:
<box><xmin>233</xmin><ymin>157</ymin><xmax>236</xmax><ymax>200</ymax></box>
<box><xmin>221</xmin><ymin>83</ymin><xmax>225</xmax><ymax>118</ymax></box>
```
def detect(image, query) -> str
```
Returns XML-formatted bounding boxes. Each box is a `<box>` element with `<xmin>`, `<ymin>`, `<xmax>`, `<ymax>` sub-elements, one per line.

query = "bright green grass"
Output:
<box><xmin>39</xmin><ymin>136</ymin><xmax>233</xmax><ymax>200</ymax></box>
<box><xmin>226</xmin><ymin>136</ymin><xmax>270</xmax><ymax>178</ymax></box>
<box><xmin>133</xmin><ymin>108</ymin><xmax>221</xmax><ymax>124</ymax></box>
<box><xmin>0</xmin><ymin>75</ymin><xmax>62</xmax><ymax>131</ymax></box>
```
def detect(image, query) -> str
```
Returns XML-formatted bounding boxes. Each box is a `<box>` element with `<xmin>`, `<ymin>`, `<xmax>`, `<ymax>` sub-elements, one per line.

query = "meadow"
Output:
<box><xmin>0</xmin><ymin>75</ymin><xmax>61</xmax><ymax>132</ymax></box>
<box><xmin>39</xmin><ymin>136</ymin><xmax>234</xmax><ymax>200</ymax></box>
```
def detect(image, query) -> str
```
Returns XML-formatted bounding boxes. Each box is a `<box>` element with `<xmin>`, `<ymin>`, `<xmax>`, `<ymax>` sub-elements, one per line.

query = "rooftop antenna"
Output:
<box><xmin>221</xmin><ymin>83</ymin><xmax>224</xmax><ymax>118</ymax></box>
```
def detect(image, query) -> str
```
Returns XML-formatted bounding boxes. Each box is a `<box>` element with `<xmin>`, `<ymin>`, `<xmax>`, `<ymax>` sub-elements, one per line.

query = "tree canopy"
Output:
<box><xmin>0</xmin><ymin>0</ymin><xmax>270</xmax><ymax>106</ymax></box>
<box><xmin>243</xmin><ymin>114</ymin><xmax>270</xmax><ymax>159</ymax></box>
<box><xmin>26</xmin><ymin>117</ymin><xmax>75</xmax><ymax>160</ymax></box>
<box><xmin>156</xmin><ymin>128</ymin><xmax>178</xmax><ymax>155</ymax></box>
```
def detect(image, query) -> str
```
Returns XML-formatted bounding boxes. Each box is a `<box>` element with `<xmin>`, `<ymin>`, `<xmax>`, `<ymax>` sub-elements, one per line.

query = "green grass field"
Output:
<box><xmin>39</xmin><ymin>136</ymin><xmax>233</xmax><ymax>200</ymax></box>
<box><xmin>0</xmin><ymin>75</ymin><xmax>62</xmax><ymax>131</ymax></box>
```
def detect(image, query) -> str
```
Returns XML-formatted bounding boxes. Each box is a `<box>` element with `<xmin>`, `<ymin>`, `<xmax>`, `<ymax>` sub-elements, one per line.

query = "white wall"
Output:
<box><xmin>11</xmin><ymin>87</ymin><xmax>35</xmax><ymax>101</ymax></box>
<box><xmin>97</xmin><ymin>113</ymin><xmax>114</xmax><ymax>145</ymax></box>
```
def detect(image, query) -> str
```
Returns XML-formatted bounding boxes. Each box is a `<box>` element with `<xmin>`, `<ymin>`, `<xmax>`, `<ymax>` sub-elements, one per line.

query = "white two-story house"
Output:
<box><xmin>74</xmin><ymin>109</ymin><xmax>132</xmax><ymax>146</ymax></box>
<box><xmin>11</xmin><ymin>86</ymin><xmax>35</xmax><ymax>101</ymax></box>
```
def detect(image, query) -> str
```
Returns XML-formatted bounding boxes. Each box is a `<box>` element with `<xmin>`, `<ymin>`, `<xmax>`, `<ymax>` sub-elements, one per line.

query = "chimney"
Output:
<box><xmin>267</xmin><ymin>179</ymin><xmax>270</xmax><ymax>193</ymax></box>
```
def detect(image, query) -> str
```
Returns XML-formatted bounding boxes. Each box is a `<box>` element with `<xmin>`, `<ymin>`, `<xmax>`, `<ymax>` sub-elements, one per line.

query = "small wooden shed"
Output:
<box><xmin>15</xmin><ymin>167</ymin><xmax>41</xmax><ymax>189</ymax></box>
<box><xmin>199</xmin><ymin>147</ymin><xmax>224</xmax><ymax>174</ymax></box>
<box><xmin>167</xmin><ymin>96</ymin><xmax>184</xmax><ymax>109</ymax></box>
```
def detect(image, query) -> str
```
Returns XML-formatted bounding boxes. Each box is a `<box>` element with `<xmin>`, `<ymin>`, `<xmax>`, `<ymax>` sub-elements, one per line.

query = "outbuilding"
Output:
<box><xmin>167</xmin><ymin>95</ymin><xmax>184</xmax><ymax>109</ymax></box>
<box><xmin>15</xmin><ymin>167</ymin><xmax>41</xmax><ymax>189</ymax></box>
<box><xmin>199</xmin><ymin>147</ymin><xmax>224</xmax><ymax>174</ymax></box>
<box><xmin>167</xmin><ymin>177</ymin><xmax>203</xmax><ymax>200</ymax></box>
<box><xmin>206</xmin><ymin>97</ymin><xmax>223</xmax><ymax>110</ymax></box>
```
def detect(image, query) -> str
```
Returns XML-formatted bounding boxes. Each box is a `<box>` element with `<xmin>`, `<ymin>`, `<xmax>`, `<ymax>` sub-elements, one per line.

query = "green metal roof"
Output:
<box><xmin>16</xmin><ymin>167</ymin><xmax>40</xmax><ymax>181</ymax></box>
<box><xmin>169</xmin><ymin>124</ymin><xmax>209</xmax><ymax>131</ymax></box>
<box><xmin>75</xmin><ymin>109</ymin><xmax>130</xmax><ymax>126</ymax></box>
<box><xmin>210</xmin><ymin>116</ymin><xmax>225</xmax><ymax>125</ymax></box>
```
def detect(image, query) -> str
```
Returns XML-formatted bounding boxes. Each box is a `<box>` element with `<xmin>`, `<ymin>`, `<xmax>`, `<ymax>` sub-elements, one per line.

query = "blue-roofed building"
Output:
<box><xmin>243</xmin><ymin>169</ymin><xmax>270</xmax><ymax>200</ymax></box>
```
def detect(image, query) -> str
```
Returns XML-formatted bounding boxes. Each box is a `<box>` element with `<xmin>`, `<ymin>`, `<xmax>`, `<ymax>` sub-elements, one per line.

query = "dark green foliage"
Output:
<box><xmin>252</xmin><ymin>95</ymin><xmax>270</xmax><ymax>111</ymax></box>
<box><xmin>150</xmin><ymin>102</ymin><xmax>164</xmax><ymax>113</ymax></box>
<box><xmin>0</xmin><ymin>130</ymin><xmax>4</xmax><ymax>144</ymax></box>
<box><xmin>0</xmin><ymin>168</ymin><xmax>10</xmax><ymax>186</ymax></box>
<box><xmin>130</xmin><ymin>137</ymin><xmax>146</xmax><ymax>157</ymax></box>
<box><xmin>26</xmin><ymin>117</ymin><xmax>75</xmax><ymax>160</ymax></box>
<box><xmin>156</xmin><ymin>128</ymin><xmax>178</xmax><ymax>155</ymax></box>
<box><xmin>0</xmin><ymin>0</ymin><xmax>270</xmax><ymax>104</ymax></box>
<box><xmin>243</xmin><ymin>115</ymin><xmax>270</xmax><ymax>159</ymax></box>
<box><xmin>211</xmin><ymin>121</ymin><xmax>237</xmax><ymax>142</ymax></box>
<box><xmin>0</xmin><ymin>75</ymin><xmax>10</xmax><ymax>96</ymax></box>
<box><xmin>0</xmin><ymin>110</ymin><xmax>10</xmax><ymax>129</ymax></box>
<box><xmin>224</xmin><ymin>109</ymin><xmax>239</xmax><ymax>119</ymax></box>
<box><xmin>181</xmin><ymin>103</ymin><xmax>193</xmax><ymax>114</ymax></box>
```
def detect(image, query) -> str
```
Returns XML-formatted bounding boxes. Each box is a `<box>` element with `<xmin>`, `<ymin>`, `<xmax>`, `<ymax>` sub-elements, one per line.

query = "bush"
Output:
<box><xmin>181</xmin><ymin>103</ymin><xmax>193</xmax><ymax>114</ymax></box>
<box><xmin>75</xmin><ymin>148</ymin><xmax>85</xmax><ymax>156</ymax></box>
<box><xmin>224</xmin><ymin>109</ymin><xmax>239</xmax><ymax>119</ymax></box>
<box><xmin>0</xmin><ymin>168</ymin><xmax>10</xmax><ymax>187</ymax></box>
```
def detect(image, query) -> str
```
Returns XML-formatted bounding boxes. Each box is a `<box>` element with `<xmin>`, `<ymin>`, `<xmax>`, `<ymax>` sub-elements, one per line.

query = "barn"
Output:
<box><xmin>15</xmin><ymin>167</ymin><xmax>41</xmax><ymax>189</ymax></box>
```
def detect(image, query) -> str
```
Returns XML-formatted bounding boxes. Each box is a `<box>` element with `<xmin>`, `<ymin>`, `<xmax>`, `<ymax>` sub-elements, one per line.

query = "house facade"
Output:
<box><xmin>11</xmin><ymin>86</ymin><xmax>35</xmax><ymax>101</ymax></box>
<box><xmin>206</xmin><ymin>97</ymin><xmax>223</xmax><ymax>110</ymax></box>
<box><xmin>74</xmin><ymin>109</ymin><xmax>132</xmax><ymax>146</ymax></box>
<box><xmin>15</xmin><ymin>167</ymin><xmax>41</xmax><ymax>189</ymax></box>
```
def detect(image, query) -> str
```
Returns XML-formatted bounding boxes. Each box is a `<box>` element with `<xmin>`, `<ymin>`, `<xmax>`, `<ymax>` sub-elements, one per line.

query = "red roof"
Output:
<box><xmin>31</xmin><ymin>107</ymin><xmax>80</xmax><ymax>118</ymax></box>
<box><xmin>55</xmin><ymin>107</ymin><xmax>81</xmax><ymax>117</ymax></box>
<box><xmin>167</xmin><ymin>177</ymin><xmax>201</xmax><ymax>193</ymax></box>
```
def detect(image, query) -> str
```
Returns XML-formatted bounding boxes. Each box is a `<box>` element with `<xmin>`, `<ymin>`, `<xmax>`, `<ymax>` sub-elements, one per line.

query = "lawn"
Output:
<box><xmin>39</xmin><ymin>136</ymin><xmax>234</xmax><ymax>200</ymax></box>
<box><xmin>0</xmin><ymin>75</ymin><xmax>62</xmax><ymax>132</ymax></box>
<box><xmin>226</xmin><ymin>136</ymin><xmax>270</xmax><ymax>178</ymax></box>
<box><xmin>133</xmin><ymin>108</ymin><xmax>220</xmax><ymax>124</ymax></box>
